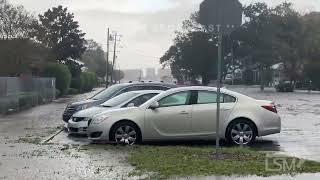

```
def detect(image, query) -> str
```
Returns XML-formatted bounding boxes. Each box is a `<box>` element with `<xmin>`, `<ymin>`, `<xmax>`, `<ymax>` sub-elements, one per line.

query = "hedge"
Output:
<box><xmin>44</xmin><ymin>63</ymin><xmax>71</xmax><ymax>95</ymax></box>
<box><xmin>80</xmin><ymin>72</ymin><xmax>98</xmax><ymax>92</ymax></box>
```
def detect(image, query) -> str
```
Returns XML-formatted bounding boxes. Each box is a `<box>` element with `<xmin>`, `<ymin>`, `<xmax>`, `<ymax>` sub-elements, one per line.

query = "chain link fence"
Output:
<box><xmin>0</xmin><ymin>77</ymin><xmax>56</xmax><ymax>114</ymax></box>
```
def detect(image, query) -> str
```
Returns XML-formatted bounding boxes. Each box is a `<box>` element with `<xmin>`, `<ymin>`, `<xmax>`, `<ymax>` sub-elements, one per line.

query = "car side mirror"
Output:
<box><xmin>127</xmin><ymin>103</ymin><xmax>135</xmax><ymax>108</ymax></box>
<box><xmin>149</xmin><ymin>102</ymin><xmax>160</xmax><ymax>110</ymax></box>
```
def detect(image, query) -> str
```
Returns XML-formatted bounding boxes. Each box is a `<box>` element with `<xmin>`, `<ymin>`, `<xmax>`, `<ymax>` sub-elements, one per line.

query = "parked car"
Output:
<box><xmin>68</xmin><ymin>90</ymin><xmax>162</xmax><ymax>134</ymax></box>
<box><xmin>87</xmin><ymin>86</ymin><xmax>281</xmax><ymax>145</ymax></box>
<box><xmin>62</xmin><ymin>82</ymin><xmax>177</xmax><ymax>122</ymax></box>
<box><xmin>275</xmin><ymin>81</ymin><xmax>294</xmax><ymax>92</ymax></box>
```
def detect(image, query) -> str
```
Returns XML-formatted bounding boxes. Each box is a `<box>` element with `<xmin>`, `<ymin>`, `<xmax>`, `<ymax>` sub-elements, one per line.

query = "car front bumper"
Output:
<box><xmin>87</xmin><ymin>123</ymin><xmax>110</xmax><ymax>141</ymax></box>
<box><xmin>68</xmin><ymin>120</ymin><xmax>90</xmax><ymax>135</ymax></box>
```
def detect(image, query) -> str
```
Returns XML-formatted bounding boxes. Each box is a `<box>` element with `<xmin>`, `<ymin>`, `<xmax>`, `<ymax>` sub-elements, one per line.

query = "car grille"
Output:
<box><xmin>63</xmin><ymin>106</ymin><xmax>78</xmax><ymax>122</ymax></box>
<box><xmin>65</xmin><ymin>107</ymin><xmax>77</xmax><ymax>114</ymax></box>
<box><xmin>69</xmin><ymin>127</ymin><xmax>79</xmax><ymax>133</ymax></box>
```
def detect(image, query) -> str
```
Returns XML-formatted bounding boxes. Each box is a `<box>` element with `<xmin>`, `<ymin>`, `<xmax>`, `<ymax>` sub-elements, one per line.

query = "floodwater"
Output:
<box><xmin>1</xmin><ymin>86</ymin><xmax>320</xmax><ymax>179</ymax></box>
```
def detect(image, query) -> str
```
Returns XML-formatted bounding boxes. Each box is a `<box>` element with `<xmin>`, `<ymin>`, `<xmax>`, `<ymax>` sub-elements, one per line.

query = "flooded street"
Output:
<box><xmin>0</xmin><ymin>87</ymin><xmax>320</xmax><ymax>179</ymax></box>
<box><xmin>228</xmin><ymin>86</ymin><xmax>320</xmax><ymax>161</ymax></box>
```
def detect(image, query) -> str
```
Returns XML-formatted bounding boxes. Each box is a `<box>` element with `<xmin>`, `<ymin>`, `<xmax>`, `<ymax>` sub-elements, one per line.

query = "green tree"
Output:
<box><xmin>232</xmin><ymin>2</ymin><xmax>277</xmax><ymax>90</ymax></box>
<box><xmin>81</xmin><ymin>40</ymin><xmax>107</xmax><ymax>78</ymax></box>
<box><xmin>272</xmin><ymin>3</ymin><xmax>305</xmax><ymax>86</ymax></box>
<box><xmin>0</xmin><ymin>0</ymin><xmax>37</xmax><ymax>40</ymax></box>
<box><xmin>35</xmin><ymin>6</ymin><xmax>86</xmax><ymax>70</ymax></box>
<box><xmin>303</xmin><ymin>12</ymin><xmax>320</xmax><ymax>89</ymax></box>
<box><xmin>161</xmin><ymin>12</ymin><xmax>234</xmax><ymax>85</ymax></box>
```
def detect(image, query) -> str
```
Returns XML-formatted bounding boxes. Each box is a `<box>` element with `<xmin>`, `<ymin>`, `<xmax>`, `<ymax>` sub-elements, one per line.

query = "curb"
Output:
<box><xmin>41</xmin><ymin>129</ymin><xmax>64</xmax><ymax>144</ymax></box>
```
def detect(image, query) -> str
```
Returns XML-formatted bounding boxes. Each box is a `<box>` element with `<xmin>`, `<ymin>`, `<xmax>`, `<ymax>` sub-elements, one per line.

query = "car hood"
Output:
<box><xmin>73</xmin><ymin>106</ymin><xmax>114</xmax><ymax>118</ymax></box>
<box><xmin>69</xmin><ymin>99</ymin><xmax>102</xmax><ymax>107</ymax></box>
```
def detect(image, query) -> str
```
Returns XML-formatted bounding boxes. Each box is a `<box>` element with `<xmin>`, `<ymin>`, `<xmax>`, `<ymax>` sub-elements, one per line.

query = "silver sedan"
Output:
<box><xmin>68</xmin><ymin>90</ymin><xmax>162</xmax><ymax>134</ymax></box>
<box><xmin>87</xmin><ymin>86</ymin><xmax>281</xmax><ymax>145</ymax></box>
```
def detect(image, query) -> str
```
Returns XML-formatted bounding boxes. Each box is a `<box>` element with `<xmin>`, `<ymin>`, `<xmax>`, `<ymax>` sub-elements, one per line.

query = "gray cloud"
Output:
<box><xmin>8</xmin><ymin>0</ymin><xmax>320</xmax><ymax>69</ymax></box>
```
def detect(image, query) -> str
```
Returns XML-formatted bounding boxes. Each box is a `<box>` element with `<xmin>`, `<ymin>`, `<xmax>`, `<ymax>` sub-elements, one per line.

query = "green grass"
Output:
<box><xmin>127</xmin><ymin>146</ymin><xmax>320</xmax><ymax>179</ymax></box>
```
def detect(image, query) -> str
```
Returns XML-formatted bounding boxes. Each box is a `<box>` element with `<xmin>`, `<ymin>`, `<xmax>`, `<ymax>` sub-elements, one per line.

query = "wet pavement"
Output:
<box><xmin>228</xmin><ymin>87</ymin><xmax>320</xmax><ymax>162</ymax></box>
<box><xmin>1</xmin><ymin>86</ymin><xmax>320</xmax><ymax>179</ymax></box>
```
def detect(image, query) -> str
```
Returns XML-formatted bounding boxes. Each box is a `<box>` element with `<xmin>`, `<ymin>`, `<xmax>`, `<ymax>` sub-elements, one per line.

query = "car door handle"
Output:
<box><xmin>221</xmin><ymin>108</ymin><xmax>231</xmax><ymax>111</ymax></box>
<box><xmin>179</xmin><ymin>111</ymin><xmax>189</xmax><ymax>115</ymax></box>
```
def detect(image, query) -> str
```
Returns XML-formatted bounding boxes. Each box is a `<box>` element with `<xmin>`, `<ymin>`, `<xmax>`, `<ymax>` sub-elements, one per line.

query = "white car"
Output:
<box><xmin>67</xmin><ymin>90</ymin><xmax>162</xmax><ymax>134</ymax></box>
<box><xmin>87</xmin><ymin>86</ymin><xmax>281</xmax><ymax>145</ymax></box>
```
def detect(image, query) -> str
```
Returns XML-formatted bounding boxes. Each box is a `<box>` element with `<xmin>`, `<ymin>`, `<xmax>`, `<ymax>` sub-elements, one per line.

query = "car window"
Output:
<box><xmin>121</xmin><ymin>86</ymin><xmax>142</xmax><ymax>93</ymax></box>
<box><xmin>196</xmin><ymin>91</ymin><xmax>236</xmax><ymax>104</ymax></box>
<box><xmin>91</xmin><ymin>84</ymin><xmax>125</xmax><ymax>100</ymax></box>
<box><xmin>148</xmin><ymin>86</ymin><xmax>170</xmax><ymax>90</ymax></box>
<box><xmin>224</xmin><ymin>94</ymin><xmax>237</xmax><ymax>103</ymax></box>
<box><xmin>197</xmin><ymin>91</ymin><xmax>221</xmax><ymax>104</ymax></box>
<box><xmin>124</xmin><ymin>93</ymin><xmax>158</xmax><ymax>107</ymax></box>
<box><xmin>101</xmin><ymin>92</ymin><xmax>140</xmax><ymax>107</ymax></box>
<box><xmin>158</xmin><ymin>91</ymin><xmax>190</xmax><ymax>107</ymax></box>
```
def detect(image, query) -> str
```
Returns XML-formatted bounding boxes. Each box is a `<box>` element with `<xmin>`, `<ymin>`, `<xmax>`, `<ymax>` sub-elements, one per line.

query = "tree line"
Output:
<box><xmin>0</xmin><ymin>0</ymin><xmax>122</xmax><ymax>95</ymax></box>
<box><xmin>161</xmin><ymin>2</ymin><xmax>320</xmax><ymax>90</ymax></box>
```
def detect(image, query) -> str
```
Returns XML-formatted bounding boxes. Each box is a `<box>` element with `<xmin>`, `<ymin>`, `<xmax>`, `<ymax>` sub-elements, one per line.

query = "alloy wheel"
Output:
<box><xmin>230</xmin><ymin>122</ymin><xmax>253</xmax><ymax>145</ymax></box>
<box><xmin>114</xmin><ymin>125</ymin><xmax>137</xmax><ymax>145</ymax></box>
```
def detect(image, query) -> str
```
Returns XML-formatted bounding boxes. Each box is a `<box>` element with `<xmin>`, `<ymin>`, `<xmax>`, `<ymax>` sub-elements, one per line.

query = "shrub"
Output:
<box><xmin>55</xmin><ymin>89</ymin><xmax>61</xmax><ymax>98</ymax></box>
<box><xmin>80</xmin><ymin>72</ymin><xmax>98</xmax><ymax>92</ymax></box>
<box><xmin>44</xmin><ymin>63</ymin><xmax>71</xmax><ymax>95</ymax></box>
<box><xmin>0</xmin><ymin>97</ymin><xmax>18</xmax><ymax>114</ymax></box>
<box><xmin>68</xmin><ymin>88</ymin><xmax>79</xmax><ymax>95</ymax></box>
<box><xmin>70</xmin><ymin>78</ymin><xmax>83</xmax><ymax>90</ymax></box>
<box><xmin>18</xmin><ymin>92</ymin><xmax>39</xmax><ymax>109</ymax></box>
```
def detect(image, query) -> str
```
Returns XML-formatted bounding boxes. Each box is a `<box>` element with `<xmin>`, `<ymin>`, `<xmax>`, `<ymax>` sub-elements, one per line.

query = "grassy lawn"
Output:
<box><xmin>127</xmin><ymin>146</ymin><xmax>320</xmax><ymax>179</ymax></box>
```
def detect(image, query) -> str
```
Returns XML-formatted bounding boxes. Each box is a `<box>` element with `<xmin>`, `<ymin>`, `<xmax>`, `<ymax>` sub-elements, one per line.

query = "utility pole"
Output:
<box><xmin>110</xmin><ymin>33</ymin><xmax>118</xmax><ymax>85</ymax></box>
<box><xmin>216</xmin><ymin>27</ymin><xmax>222</xmax><ymax>159</ymax></box>
<box><xmin>106</xmin><ymin>28</ymin><xmax>110</xmax><ymax>88</ymax></box>
<box><xmin>231</xmin><ymin>39</ymin><xmax>234</xmax><ymax>86</ymax></box>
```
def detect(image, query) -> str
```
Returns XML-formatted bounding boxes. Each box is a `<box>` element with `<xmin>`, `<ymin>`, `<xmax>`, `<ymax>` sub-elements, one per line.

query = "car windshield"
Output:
<box><xmin>101</xmin><ymin>92</ymin><xmax>140</xmax><ymax>107</ymax></box>
<box><xmin>91</xmin><ymin>84</ymin><xmax>125</xmax><ymax>101</ymax></box>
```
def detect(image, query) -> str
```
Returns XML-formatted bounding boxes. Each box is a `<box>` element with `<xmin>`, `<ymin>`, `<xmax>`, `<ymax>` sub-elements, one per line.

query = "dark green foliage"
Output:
<box><xmin>55</xmin><ymin>89</ymin><xmax>61</xmax><ymax>98</ymax></box>
<box><xmin>0</xmin><ymin>39</ymin><xmax>53</xmax><ymax>76</ymax></box>
<box><xmin>305</xmin><ymin>61</ymin><xmax>320</xmax><ymax>90</ymax></box>
<box><xmin>80</xmin><ymin>72</ymin><xmax>98</xmax><ymax>92</ymax></box>
<box><xmin>44</xmin><ymin>63</ymin><xmax>71</xmax><ymax>95</ymax></box>
<box><xmin>35</xmin><ymin>5</ymin><xmax>86</xmax><ymax>61</ymax></box>
<box><xmin>81</xmin><ymin>40</ymin><xmax>107</xmax><ymax>78</ymax></box>
<box><xmin>67</xmin><ymin>88</ymin><xmax>79</xmax><ymax>95</ymax></box>
<box><xmin>70</xmin><ymin>78</ymin><xmax>82</xmax><ymax>90</ymax></box>
<box><xmin>18</xmin><ymin>92</ymin><xmax>39</xmax><ymax>109</ymax></box>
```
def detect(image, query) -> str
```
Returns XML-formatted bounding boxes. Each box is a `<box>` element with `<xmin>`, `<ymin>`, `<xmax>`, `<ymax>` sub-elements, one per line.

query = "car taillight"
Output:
<box><xmin>262</xmin><ymin>105</ymin><xmax>278</xmax><ymax>114</ymax></box>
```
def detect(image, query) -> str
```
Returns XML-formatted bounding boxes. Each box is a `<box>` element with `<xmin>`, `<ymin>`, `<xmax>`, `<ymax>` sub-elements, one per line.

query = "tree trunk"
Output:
<box><xmin>260</xmin><ymin>67</ymin><xmax>265</xmax><ymax>91</ymax></box>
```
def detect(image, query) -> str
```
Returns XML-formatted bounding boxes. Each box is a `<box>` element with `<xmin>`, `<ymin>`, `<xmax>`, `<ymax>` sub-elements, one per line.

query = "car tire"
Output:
<box><xmin>110</xmin><ymin>121</ymin><xmax>141</xmax><ymax>145</ymax></box>
<box><xmin>226</xmin><ymin>119</ymin><xmax>257</xmax><ymax>146</ymax></box>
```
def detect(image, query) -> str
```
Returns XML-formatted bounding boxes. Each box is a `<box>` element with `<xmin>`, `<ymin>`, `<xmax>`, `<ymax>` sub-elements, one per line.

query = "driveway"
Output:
<box><xmin>0</xmin><ymin>88</ymin><xmax>134</xmax><ymax>180</ymax></box>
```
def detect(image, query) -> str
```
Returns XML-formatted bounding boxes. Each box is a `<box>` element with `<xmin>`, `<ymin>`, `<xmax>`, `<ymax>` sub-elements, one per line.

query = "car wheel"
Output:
<box><xmin>226</xmin><ymin>119</ymin><xmax>257</xmax><ymax>146</ymax></box>
<box><xmin>110</xmin><ymin>122</ymin><xmax>141</xmax><ymax>146</ymax></box>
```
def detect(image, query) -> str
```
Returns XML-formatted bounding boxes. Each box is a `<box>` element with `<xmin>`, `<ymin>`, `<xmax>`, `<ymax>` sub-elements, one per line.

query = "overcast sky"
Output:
<box><xmin>9</xmin><ymin>0</ymin><xmax>320</xmax><ymax>70</ymax></box>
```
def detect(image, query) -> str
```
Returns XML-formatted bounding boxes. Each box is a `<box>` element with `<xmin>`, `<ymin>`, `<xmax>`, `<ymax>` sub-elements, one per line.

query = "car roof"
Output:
<box><xmin>119</xmin><ymin>82</ymin><xmax>177</xmax><ymax>88</ymax></box>
<box><xmin>125</xmin><ymin>90</ymin><xmax>163</xmax><ymax>94</ymax></box>
<box><xmin>165</xmin><ymin>86</ymin><xmax>251</xmax><ymax>99</ymax></box>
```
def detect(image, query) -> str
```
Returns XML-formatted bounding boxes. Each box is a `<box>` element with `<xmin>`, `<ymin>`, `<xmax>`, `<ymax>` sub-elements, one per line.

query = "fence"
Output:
<box><xmin>0</xmin><ymin>77</ymin><xmax>56</xmax><ymax>114</ymax></box>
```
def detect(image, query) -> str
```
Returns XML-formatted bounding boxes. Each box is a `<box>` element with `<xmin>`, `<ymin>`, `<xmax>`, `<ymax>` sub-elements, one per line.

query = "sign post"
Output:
<box><xmin>199</xmin><ymin>0</ymin><xmax>242</xmax><ymax>158</ymax></box>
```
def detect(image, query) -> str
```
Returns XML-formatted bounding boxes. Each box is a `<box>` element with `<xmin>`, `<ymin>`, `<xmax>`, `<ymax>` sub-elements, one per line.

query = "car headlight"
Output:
<box><xmin>92</xmin><ymin>116</ymin><xmax>109</xmax><ymax>124</ymax></box>
<box><xmin>77</xmin><ymin>104</ymin><xmax>88</xmax><ymax>111</ymax></box>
